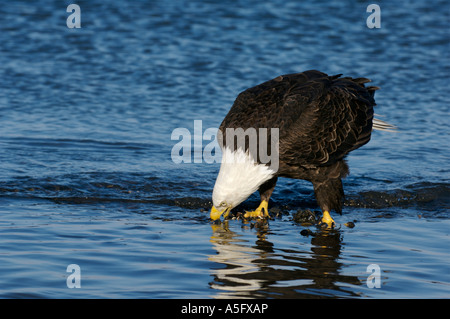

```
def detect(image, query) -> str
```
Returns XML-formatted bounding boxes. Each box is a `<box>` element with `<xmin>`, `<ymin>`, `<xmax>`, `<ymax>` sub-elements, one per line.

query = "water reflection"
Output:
<box><xmin>208</xmin><ymin>221</ymin><xmax>362</xmax><ymax>298</ymax></box>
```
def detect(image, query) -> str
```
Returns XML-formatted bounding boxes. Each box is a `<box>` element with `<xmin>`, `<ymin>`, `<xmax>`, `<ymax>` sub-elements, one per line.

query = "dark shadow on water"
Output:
<box><xmin>208</xmin><ymin>221</ymin><xmax>362</xmax><ymax>299</ymax></box>
<box><xmin>2</xmin><ymin>174</ymin><xmax>447</xmax><ymax>214</ymax></box>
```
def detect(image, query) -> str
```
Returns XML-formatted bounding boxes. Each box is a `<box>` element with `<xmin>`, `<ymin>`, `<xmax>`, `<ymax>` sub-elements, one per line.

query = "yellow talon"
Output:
<box><xmin>244</xmin><ymin>200</ymin><xmax>269</xmax><ymax>219</ymax></box>
<box><xmin>321</xmin><ymin>210</ymin><xmax>335</xmax><ymax>228</ymax></box>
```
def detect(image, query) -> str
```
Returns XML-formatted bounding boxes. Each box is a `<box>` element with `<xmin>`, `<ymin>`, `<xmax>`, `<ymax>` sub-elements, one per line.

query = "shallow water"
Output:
<box><xmin>0</xmin><ymin>0</ymin><xmax>449</xmax><ymax>298</ymax></box>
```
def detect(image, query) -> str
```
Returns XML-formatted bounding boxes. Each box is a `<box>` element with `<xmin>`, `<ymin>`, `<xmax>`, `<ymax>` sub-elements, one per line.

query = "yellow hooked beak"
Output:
<box><xmin>210</xmin><ymin>206</ymin><xmax>231</xmax><ymax>221</ymax></box>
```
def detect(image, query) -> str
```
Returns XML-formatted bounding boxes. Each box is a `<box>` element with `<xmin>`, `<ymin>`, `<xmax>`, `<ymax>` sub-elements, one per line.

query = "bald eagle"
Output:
<box><xmin>210</xmin><ymin>70</ymin><xmax>395</xmax><ymax>228</ymax></box>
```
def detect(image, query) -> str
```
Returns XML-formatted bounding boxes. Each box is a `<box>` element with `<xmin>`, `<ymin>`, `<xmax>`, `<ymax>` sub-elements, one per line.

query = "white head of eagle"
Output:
<box><xmin>210</xmin><ymin>147</ymin><xmax>276</xmax><ymax>220</ymax></box>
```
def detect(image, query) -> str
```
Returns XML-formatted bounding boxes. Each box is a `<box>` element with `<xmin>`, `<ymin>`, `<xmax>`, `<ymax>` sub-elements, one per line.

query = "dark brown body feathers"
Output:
<box><xmin>219</xmin><ymin>70</ymin><xmax>377</xmax><ymax>214</ymax></box>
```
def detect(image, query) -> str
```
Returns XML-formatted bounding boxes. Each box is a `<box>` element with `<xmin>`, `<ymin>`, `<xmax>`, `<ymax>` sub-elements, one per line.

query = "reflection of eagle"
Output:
<box><xmin>210</xmin><ymin>70</ymin><xmax>395</xmax><ymax>227</ymax></box>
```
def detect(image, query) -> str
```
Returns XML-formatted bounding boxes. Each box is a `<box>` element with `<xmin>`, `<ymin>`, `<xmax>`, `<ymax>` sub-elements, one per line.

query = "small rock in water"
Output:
<box><xmin>269</xmin><ymin>206</ymin><xmax>289</xmax><ymax>218</ymax></box>
<box><xmin>270</xmin><ymin>207</ymin><xmax>281</xmax><ymax>214</ymax></box>
<box><xmin>300</xmin><ymin>229</ymin><xmax>314</xmax><ymax>236</ymax></box>
<box><xmin>344</xmin><ymin>221</ymin><xmax>356</xmax><ymax>228</ymax></box>
<box><xmin>292</xmin><ymin>209</ymin><xmax>319</xmax><ymax>225</ymax></box>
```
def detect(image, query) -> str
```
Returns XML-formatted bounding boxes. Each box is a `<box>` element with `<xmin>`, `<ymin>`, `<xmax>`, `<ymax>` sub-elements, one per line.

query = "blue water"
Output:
<box><xmin>0</xmin><ymin>0</ymin><xmax>449</xmax><ymax>298</ymax></box>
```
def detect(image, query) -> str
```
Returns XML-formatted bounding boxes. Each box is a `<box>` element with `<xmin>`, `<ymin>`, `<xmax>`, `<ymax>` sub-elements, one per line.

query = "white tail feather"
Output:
<box><xmin>373</xmin><ymin>115</ymin><xmax>397</xmax><ymax>132</ymax></box>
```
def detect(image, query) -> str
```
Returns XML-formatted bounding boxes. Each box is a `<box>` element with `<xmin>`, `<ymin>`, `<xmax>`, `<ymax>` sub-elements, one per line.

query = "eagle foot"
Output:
<box><xmin>320</xmin><ymin>210</ymin><xmax>336</xmax><ymax>229</ymax></box>
<box><xmin>244</xmin><ymin>200</ymin><xmax>269</xmax><ymax>219</ymax></box>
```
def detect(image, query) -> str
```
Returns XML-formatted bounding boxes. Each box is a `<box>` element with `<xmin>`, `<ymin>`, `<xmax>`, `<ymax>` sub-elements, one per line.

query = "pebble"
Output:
<box><xmin>300</xmin><ymin>229</ymin><xmax>314</xmax><ymax>236</ymax></box>
<box><xmin>344</xmin><ymin>221</ymin><xmax>355</xmax><ymax>228</ymax></box>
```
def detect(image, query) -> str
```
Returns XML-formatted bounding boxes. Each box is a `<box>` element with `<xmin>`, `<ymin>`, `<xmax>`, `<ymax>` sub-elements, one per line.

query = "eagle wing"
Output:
<box><xmin>279</xmin><ymin>73</ymin><xmax>376</xmax><ymax>168</ymax></box>
<box><xmin>218</xmin><ymin>71</ymin><xmax>325</xmax><ymax>152</ymax></box>
<box><xmin>218</xmin><ymin>70</ymin><xmax>376</xmax><ymax>169</ymax></box>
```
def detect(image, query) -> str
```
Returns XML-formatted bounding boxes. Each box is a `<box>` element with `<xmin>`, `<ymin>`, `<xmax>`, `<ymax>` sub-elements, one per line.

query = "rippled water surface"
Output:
<box><xmin>0</xmin><ymin>0</ymin><xmax>449</xmax><ymax>298</ymax></box>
